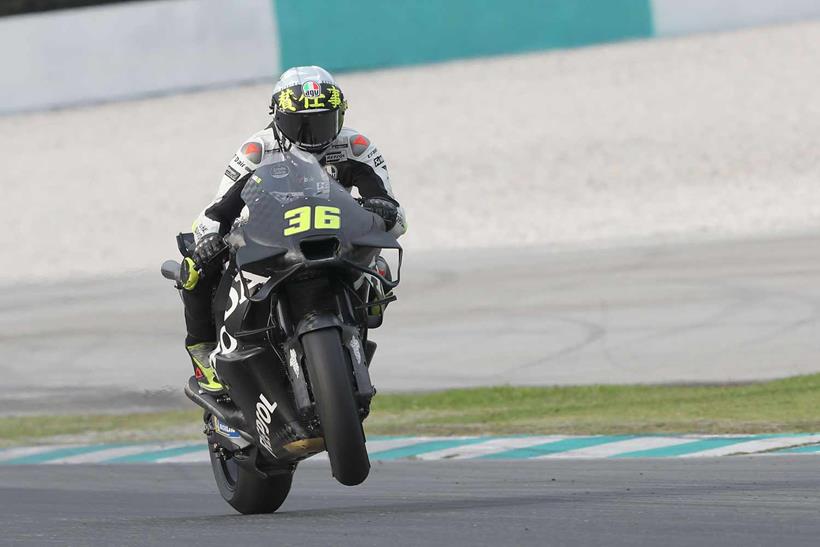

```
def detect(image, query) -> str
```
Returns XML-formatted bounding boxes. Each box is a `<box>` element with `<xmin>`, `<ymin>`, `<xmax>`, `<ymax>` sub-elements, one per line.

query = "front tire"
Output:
<box><xmin>302</xmin><ymin>327</ymin><xmax>370</xmax><ymax>486</ymax></box>
<box><xmin>209</xmin><ymin>445</ymin><xmax>293</xmax><ymax>514</ymax></box>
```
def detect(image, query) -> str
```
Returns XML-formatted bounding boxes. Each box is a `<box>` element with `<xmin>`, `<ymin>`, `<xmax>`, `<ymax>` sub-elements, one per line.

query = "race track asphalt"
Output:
<box><xmin>2</xmin><ymin>234</ymin><xmax>820</xmax><ymax>415</ymax></box>
<box><xmin>2</xmin><ymin>457</ymin><xmax>819</xmax><ymax>546</ymax></box>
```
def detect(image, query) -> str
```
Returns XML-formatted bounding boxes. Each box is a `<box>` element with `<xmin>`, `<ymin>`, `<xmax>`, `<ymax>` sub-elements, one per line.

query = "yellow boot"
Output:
<box><xmin>187</xmin><ymin>342</ymin><xmax>224</xmax><ymax>393</ymax></box>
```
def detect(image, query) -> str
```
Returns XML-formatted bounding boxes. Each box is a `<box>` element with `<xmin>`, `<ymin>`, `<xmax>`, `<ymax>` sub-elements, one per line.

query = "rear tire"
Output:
<box><xmin>209</xmin><ymin>445</ymin><xmax>293</xmax><ymax>514</ymax></box>
<box><xmin>302</xmin><ymin>328</ymin><xmax>370</xmax><ymax>486</ymax></box>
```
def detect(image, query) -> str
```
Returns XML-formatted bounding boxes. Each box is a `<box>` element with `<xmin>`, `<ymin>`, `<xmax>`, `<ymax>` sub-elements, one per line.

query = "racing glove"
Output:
<box><xmin>362</xmin><ymin>198</ymin><xmax>398</xmax><ymax>231</ymax></box>
<box><xmin>192</xmin><ymin>233</ymin><xmax>227</xmax><ymax>266</ymax></box>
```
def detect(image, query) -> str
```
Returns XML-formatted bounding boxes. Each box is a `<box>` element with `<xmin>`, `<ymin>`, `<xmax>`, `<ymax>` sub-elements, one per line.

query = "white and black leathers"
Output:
<box><xmin>192</xmin><ymin>126</ymin><xmax>407</xmax><ymax>242</ymax></box>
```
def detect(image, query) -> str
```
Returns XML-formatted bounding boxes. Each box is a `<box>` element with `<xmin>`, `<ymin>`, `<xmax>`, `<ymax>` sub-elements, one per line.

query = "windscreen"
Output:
<box><xmin>241</xmin><ymin>147</ymin><xmax>331</xmax><ymax>207</ymax></box>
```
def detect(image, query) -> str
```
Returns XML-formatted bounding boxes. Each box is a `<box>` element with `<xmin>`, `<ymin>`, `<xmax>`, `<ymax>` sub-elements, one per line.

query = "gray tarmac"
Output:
<box><xmin>2</xmin><ymin>233</ymin><xmax>819</xmax><ymax>415</ymax></box>
<box><xmin>1</xmin><ymin>457</ymin><xmax>819</xmax><ymax>546</ymax></box>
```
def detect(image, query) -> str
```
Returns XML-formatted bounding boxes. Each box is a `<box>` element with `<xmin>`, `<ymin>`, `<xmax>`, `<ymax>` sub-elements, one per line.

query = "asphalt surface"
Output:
<box><xmin>1</xmin><ymin>457</ymin><xmax>819</xmax><ymax>546</ymax></box>
<box><xmin>2</xmin><ymin>234</ymin><xmax>820</xmax><ymax>415</ymax></box>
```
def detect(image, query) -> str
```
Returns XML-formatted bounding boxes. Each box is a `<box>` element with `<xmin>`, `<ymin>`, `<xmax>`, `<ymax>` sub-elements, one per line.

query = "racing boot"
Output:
<box><xmin>186</xmin><ymin>342</ymin><xmax>224</xmax><ymax>393</ymax></box>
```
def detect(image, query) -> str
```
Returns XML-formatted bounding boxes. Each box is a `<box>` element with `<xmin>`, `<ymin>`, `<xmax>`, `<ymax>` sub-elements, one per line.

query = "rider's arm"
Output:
<box><xmin>335</xmin><ymin>133</ymin><xmax>407</xmax><ymax>237</ymax></box>
<box><xmin>192</xmin><ymin>138</ymin><xmax>265</xmax><ymax>243</ymax></box>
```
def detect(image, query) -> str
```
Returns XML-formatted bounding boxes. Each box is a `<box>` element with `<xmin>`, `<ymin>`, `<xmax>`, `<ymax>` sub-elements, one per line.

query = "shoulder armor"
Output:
<box><xmin>227</xmin><ymin>133</ymin><xmax>268</xmax><ymax>180</ymax></box>
<box><xmin>239</xmin><ymin>140</ymin><xmax>263</xmax><ymax>164</ymax></box>
<box><xmin>349</xmin><ymin>133</ymin><xmax>370</xmax><ymax>157</ymax></box>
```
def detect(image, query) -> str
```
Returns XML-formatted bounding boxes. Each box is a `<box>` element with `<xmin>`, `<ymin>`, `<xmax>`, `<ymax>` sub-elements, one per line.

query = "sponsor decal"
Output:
<box><xmin>217</xmin><ymin>271</ymin><xmax>270</xmax><ymax>361</ymax></box>
<box><xmin>232</xmin><ymin>155</ymin><xmax>251</xmax><ymax>171</ymax></box>
<box><xmin>254</xmin><ymin>393</ymin><xmax>278</xmax><ymax>455</ymax></box>
<box><xmin>373</xmin><ymin>155</ymin><xmax>384</xmax><ymax>168</ymax></box>
<box><xmin>213</xmin><ymin>416</ymin><xmax>240</xmax><ymax>439</ymax></box>
<box><xmin>218</xmin><ymin>326</ymin><xmax>237</xmax><ymax>355</ymax></box>
<box><xmin>271</xmin><ymin>164</ymin><xmax>289</xmax><ymax>178</ymax></box>
<box><xmin>367</xmin><ymin>148</ymin><xmax>379</xmax><ymax>159</ymax></box>
<box><xmin>350</xmin><ymin>134</ymin><xmax>370</xmax><ymax>156</ymax></box>
<box><xmin>324</xmin><ymin>151</ymin><xmax>344</xmax><ymax>164</ymax></box>
<box><xmin>349</xmin><ymin>336</ymin><xmax>363</xmax><ymax>366</ymax></box>
<box><xmin>332</xmin><ymin>142</ymin><xmax>348</xmax><ymax>150</ymax></box>
<box><xmin>241</xmin><ymin>142</ymin><xmax>263</xmax><ymax>164</ymax></box>
<box><xmin>225</xmin><ymin>166</ymin><xmax>240</xmax><ymax>182</ymax></box>
<box><xmin>302</xmin><ymin>81</ymin><xmax>322</xmax><ymax>98</ymax></box>
<box><xmin>300</xmin><ymin>81</ymin><xmax>326</xmax><ymax>109</ymax></box>
<box><xmin>289</xmin><ymin>349</ymin><xmax>300</xmax><ymax>378</ymax></box>
<box><xmin>325</xmin><ymin>164</ymin><xmax>338</xmax><ymax>179</ymax></box>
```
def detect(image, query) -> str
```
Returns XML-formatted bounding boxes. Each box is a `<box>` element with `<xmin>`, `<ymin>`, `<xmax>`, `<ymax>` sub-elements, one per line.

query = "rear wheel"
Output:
<box><xmin>302</xmin><ymin>327</ymin><xmax>370</xmax><ymax>486</ymax></box>
<box><xmin>209</xmin><ymin>444</ymin><xmax>293</xmax><ymax>514</ymax></box>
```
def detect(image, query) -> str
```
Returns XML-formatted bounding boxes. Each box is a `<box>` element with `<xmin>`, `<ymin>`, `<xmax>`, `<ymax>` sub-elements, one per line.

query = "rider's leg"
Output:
<box><xmin>182</xmin><ymin>273</ymin><xmax>223</xmax><ymax>392</ymax></box>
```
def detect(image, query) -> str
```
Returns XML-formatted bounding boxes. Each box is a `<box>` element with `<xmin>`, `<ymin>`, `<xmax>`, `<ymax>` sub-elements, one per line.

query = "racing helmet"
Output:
<box><xmin>270</xmin><ymin>66</ymin><xmax>347</xmax><ymax>152</ymax></box>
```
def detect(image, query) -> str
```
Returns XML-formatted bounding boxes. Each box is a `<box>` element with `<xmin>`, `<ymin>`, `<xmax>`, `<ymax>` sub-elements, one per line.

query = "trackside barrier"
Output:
<box><xmin>273</xmin><ymin>0</ymin><xmax>653</xmax><ymax>71</ymax></box>
<box><xmin>1</xmin><ymin>0</ymin><xmax>819</xmax><ymax>113</ymax></box>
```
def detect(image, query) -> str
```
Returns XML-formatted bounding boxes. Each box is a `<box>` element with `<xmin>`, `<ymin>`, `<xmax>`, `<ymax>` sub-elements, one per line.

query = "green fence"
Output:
<box><xmin>275</xmin><ymin>0</ymin><xmax>654</xmax><ymax>72</ymax></box>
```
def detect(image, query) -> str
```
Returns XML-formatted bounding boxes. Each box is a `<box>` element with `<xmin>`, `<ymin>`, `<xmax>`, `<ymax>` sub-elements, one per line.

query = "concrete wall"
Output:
<box><xmin>0</xmin><ymin>0</ymin><xmax>279</xmax><ymax>113</ymax></box>
<box><xmin>652</xmin><ymin>0</ymin><xmax>820</xmax><ymax>36</ymax></box>
<box><xmin>2</xmin><ymin>0</ymin><xmax>820</xmax><ymax>114</ymax></box>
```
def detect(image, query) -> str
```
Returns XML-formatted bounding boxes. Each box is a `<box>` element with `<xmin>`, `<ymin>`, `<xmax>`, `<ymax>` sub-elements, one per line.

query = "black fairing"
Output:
<box><xmin>210</xmin><ymin>148</ymin><xmax>399</xmax><ymax>474</ymax></box>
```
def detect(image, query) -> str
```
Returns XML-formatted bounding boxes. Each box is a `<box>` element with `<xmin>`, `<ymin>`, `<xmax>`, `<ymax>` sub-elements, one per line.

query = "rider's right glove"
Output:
<box><xmin>192</xmin><ymin>233</ymin><xmax>227</xmax><ymax>267</ymax></box>
<box><xmin>362</xmin><ymin>198</ymin><xmax>398</xmax><ymax>231</ymax></box>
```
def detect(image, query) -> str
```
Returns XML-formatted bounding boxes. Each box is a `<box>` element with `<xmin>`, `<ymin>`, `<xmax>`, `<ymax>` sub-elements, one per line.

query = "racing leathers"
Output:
<box><xmin>183</xmin><ymin>125</ymin><xmax>407</xmax><ymax>353</ymax></box>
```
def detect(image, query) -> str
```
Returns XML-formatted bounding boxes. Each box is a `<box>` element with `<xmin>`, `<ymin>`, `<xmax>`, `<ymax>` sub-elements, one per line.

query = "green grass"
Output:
<box><xmin>3</xmin><ymin>374</ymin><xmax>820</xmax><ymax>446</ymax></box>
<box><xmin>366</xmin><ymin>373</ymin><xmax>820</xmax><ymax>435</ymax></box>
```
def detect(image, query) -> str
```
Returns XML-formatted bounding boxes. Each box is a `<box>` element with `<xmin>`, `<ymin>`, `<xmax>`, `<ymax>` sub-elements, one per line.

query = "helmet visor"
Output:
<box><xmin>275</xmin><ymin>109</ymin><xmax>341</xmax><ymax>149</ymax></box>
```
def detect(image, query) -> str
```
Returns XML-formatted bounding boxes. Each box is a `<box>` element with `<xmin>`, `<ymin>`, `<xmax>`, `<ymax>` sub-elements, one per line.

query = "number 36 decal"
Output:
<box><xmin>283</xmin><ymin>206</ymin><xmax>341</xmax><ymax>236</ymax></box>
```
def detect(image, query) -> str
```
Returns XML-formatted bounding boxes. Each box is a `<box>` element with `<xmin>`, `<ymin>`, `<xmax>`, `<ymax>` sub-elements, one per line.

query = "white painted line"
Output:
<box><xmin>680</xmin><ymin>435</ymin><xmax>820</xmax><ymax>457</ymax></box>
<box><xmin>53</xmin><ymin>443</ymin><xmax>193</xmax><ymax>464</ymax></box>
<box><xmin>157</xmin><ymin>437</ymin><xmax>435</xmax><ymax>463</ymax></box>
<box><xmin>535</xmin><ymin>437</ymin><xmax>696</xmax><ymax>459</ymax></box>
<box><xmin>365</xmin><ymin>437</ymin><xmax>440</xmax><ymax>453</ymax></box>
<box><xmin>158</xmin><ymin>449</ymin><xmax>210</xmax><ymax>464</ymax></box>
<box><xmin>416</xmin><ymin>436</ymin><xmax>567</xmax><ymax>460</ymax></box>
<box><xmin>302</xmin><ymin>437</ymin><xmax>436</xmax><ymax>463</ymax></box>
<box><xmin>0</xmin><ymin>445</ymin><xmax>78</xmax><ymax>462</ymax></box>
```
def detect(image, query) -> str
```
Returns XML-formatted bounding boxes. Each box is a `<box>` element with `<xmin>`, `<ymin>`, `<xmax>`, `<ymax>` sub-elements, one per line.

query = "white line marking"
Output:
<box><xmin>416</xmin><ymin>436</ymin><xmax>567</xmax><ymax>460</ymax></box>
<box><xmin>53</xmin><ymin>443</ymin><xmax>194</xmax><ymax>464</ymax></box>
<box><xmin>158</xmin><ymin>449</ymin><xmax>210</xmax><ymax>464</ymax></box>
<box><xmin>535</xmin><ymin>437</ymin><xmax>696</xmax><ymax>459</ymax></box>
<box><xmin>681</xmin><ymin>435</ymin><xmax>820</xmax><ymax>457</ymax></box>
<box><xmin>0</xmin><ymin>445</ymin><xmax>79</xmax><ymax>462</ymax></box>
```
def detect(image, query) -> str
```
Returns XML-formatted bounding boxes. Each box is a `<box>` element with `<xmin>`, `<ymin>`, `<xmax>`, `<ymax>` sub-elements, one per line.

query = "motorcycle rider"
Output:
<box><xmin>183</xmin><ymin>66</ymin><xmax>406</xmax><ymax>392</ymax></box>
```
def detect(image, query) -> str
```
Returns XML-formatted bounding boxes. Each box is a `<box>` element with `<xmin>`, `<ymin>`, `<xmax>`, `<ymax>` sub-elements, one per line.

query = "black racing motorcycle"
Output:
<box><xmin>161</xmin><ymin>149</ymin><xmax>401</xmax><ymax>514</ymax></box>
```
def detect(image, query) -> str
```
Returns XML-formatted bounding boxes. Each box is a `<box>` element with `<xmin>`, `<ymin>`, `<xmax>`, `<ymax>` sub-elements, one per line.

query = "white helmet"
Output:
<box><xmin>270</xmin><ymin>66</ymin><xmax>347</xmax><ymax>152</ymax></box>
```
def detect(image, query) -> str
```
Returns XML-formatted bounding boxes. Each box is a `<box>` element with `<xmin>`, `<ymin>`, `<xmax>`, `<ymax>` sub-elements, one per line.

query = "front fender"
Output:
<box><xmin>295</xmin><ymin>312</ymin><xmax>343</xmax><ymax>338</ymax></box>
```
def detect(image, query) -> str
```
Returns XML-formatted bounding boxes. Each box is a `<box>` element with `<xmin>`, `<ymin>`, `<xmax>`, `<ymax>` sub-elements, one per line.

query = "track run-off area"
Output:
<box><xmin>2</xmin><ymin>233</ymin><xmax>819</xmax><ymax>414</ymax></box>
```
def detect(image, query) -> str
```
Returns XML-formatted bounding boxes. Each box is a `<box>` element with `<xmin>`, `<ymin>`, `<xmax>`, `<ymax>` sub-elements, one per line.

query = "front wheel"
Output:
<box><xmin>302</xmin><ymin>328</ymin><xmax>370</xmax><ymax>486</ymax></box>
<box><xmin>209</xmin><ymin>444</ymin><xmax>293</xmax><ymax>514</ymax></box>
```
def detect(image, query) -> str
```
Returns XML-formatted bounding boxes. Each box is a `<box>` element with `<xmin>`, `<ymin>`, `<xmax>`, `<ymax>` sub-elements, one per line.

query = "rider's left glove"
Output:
<box><xmin>192</xmin><ymin>233</ymin><xmax>227</xmax><ymax>267</ymax></box>
<box><xmin>362</xmin><ymin>198</ymin><xmax>398</xmax><ymax>231</ymax></box>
